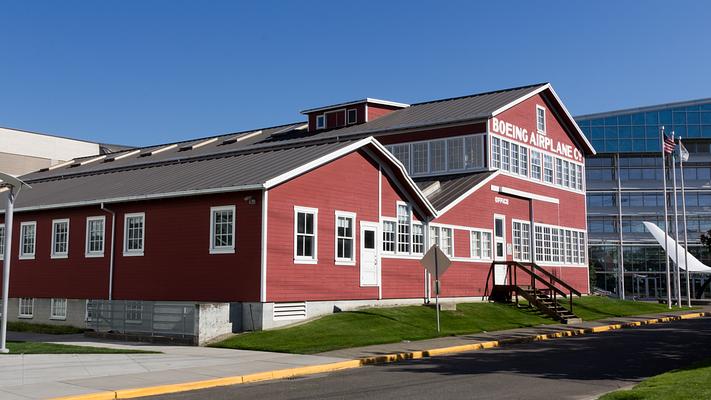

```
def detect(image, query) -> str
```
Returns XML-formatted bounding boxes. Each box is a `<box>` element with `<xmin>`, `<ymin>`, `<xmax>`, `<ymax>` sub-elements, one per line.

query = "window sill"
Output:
<box><xmin>18</xmin><ymin>255</ymin><xmax>35</xmax><ymax>260</ymax></box>
<box><xmin>123</xmin><ymin>252</ymin><xmax>144</xmax><ymax>257</ymax></box>
<box><xmin>294</xmin><ymin>259</ymin><xmax>317</xmax><ymax>265</ymax></box>
<box><xmin>18</xmin><ymin>315</ymin><xmax>33</xmax><ymax>319</ymax></box>
<box><xmin>210</xmin><ymin>248</ymin><xmax>236</xmax><ymax>255</ymax></box>
<box><xmin>51</xmin><ymin>254</ymin><xmax>68</xmax><ymax>259</ymax></box>
<box><xmin>50</xmin><ymin>316</ymin><xmax>67</xmax><ymax>321</ymax></box>
<box><xmin>85</xmin><ymin>253</ymin><xmax>105</xmax><ymax>258</ymax></box>
<box><xmin>335</xmin><ymin>260</ymin><xmax>356</xmax><ymax>266</ymax></box>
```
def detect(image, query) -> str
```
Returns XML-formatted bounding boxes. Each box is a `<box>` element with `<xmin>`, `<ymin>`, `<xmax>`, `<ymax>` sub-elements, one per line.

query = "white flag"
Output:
<box><xmin>678</xmin><ymin>141</ymin><xmax>689</xmax><ymax>162</ymax></box>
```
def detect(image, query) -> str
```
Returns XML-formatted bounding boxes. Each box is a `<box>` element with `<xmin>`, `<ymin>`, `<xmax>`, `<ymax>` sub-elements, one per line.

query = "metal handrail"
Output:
<box><xmin>529</xmin><ymin>263</ymin><xmax>582</xmax><ymax>297</ymax></box>
<box><xmin>493</xmin><ymin>261</ymin><xmax>567</xmax><ymax>297</ymax></box>
<box><xmin>493</xmin><ymin>260</ymin><xmax>576</xmax><ymax>315</ymax></box>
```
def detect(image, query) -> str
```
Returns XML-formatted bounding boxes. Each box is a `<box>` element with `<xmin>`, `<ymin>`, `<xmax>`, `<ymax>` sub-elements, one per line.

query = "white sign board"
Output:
<box><xmin>420</xmin><ymin>245</ymin><xmax>452</xmax><ymax>279</ymax></box>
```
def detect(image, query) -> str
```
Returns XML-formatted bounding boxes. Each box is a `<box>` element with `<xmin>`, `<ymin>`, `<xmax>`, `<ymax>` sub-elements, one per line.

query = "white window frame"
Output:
<box><xmin>511</xmin><ymin>220</ymin><xmax>531</xmax><ymax>262</ymax></box>
<box><xmin>123</xmin><ymin>212</ymin><xmax>145</xmax><ymax>256</ymax></box>
<box><xmin>19</xmin><ymin>221</ymin><xmax>37</xmax><ymax>260</ymax></box>
<box><xmin>0</xmin><ymin>223</ymin><xmax>4</xmax><ymax>261</ymax></box>
<box><xmin>346</xmin><ymin>108</ymin><xmax>357</xmax><ymax>125</ymax></box>
<box><xmin>210</xmin><ymin>205</ymin><xmax>236</xmax><ymax>254</ymax></box>
<box><xmin>51</xmin><ymin>218</ymin><xmax>70</xmax><ymax>259</ymax></box>
<box><xmin>536</xmin><ymin>105</ymin><xmax>546</xmax><ymax>134</ymax></box>
<box><xmin>396</xmin><ymin>202</ymin><xmax>412</xmax><ymax>254</ymax></box>
<box><xmin>125</xmin><ymin>301</ymin><xmax>143</xmax><ymax>324</ymax></box>
<box><xmin>294</xmin><ymin>206</ymin><xmax>318</xmax><ymax>264</ymax></box>
<box><xmin>50</xmin><ymin>298</ymin><xmax>68</xmax><ymax>320</ymax></box>
<box><xmin>412</xmin><ymin>222</ymin><xmax>425</xmax><ymax>254</ymax></box>
<box><xmin>85</xmin><ymin>216</ymin><xmax>106</xmax><ymax>257</ymax></box>
<box><xmin>381</xmin><ymin>218</ymin><xmax>397</xmax><ymax>254</ymax></box>
<box><xmin>334</xmin><ymin>211</ymin><xmax>356</xmax><ymax>265</ymax></box>
<box><xmin>315</xmin><ymin>114</ymin><xmax>325</xmax><ymax>129</ymax></box>
<box><xmin>18</xmin><ymin>297</ymin><xmax>34</xmax><ymax>318</ymax></box>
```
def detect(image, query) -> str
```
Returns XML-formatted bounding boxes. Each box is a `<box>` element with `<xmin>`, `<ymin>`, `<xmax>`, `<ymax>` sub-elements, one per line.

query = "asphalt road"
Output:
<box><xmin>145</xmin><ymin>317</ymin><xmax>711</xmax><ymax>400</ymax></box>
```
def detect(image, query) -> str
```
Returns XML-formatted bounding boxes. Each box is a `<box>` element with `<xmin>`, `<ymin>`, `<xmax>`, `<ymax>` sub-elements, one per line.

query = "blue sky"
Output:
<box><xmin>2</xmin><ymin>1</ymin><xmax>710</xmax><ymax>146</ymax></box>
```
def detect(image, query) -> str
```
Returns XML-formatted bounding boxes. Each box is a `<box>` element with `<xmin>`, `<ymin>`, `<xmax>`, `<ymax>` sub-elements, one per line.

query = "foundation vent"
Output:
<box><xmin>273</xmin><ymin>302</ymin><xmax>307</xmax><ymax>321</ymax></box>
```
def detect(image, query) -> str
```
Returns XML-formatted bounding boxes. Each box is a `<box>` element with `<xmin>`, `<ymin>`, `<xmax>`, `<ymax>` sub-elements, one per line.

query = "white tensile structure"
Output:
<box><xmin>643</xmin><ymin>221</ymin><xmax>711</xmax><ymax>273</ymax></box>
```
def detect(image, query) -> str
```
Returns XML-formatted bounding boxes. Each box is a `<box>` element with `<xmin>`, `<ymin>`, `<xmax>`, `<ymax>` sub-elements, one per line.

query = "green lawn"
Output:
<box><xmin>3</xmin><ymin>341</ymin><xmax>159</xmax><ymax>354</ymax></box>
<box><xmin>212</xmin><ymin>297</ymin><xmax>689</xmax><ymax>354</ymax></box>
<box><xmin>599</xmin><ymin>359</ymin><xmax>711</xmax><ymax>400</ymax></box>
<box><xmin>8</xmin><ymin>321</ymin><xmax>85</xmax><ymax>335</ymax></box>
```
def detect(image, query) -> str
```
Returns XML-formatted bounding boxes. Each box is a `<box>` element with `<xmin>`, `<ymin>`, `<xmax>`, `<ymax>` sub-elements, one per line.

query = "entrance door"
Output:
<box><xmin>645</xmin><ymin>277</ymin><xmax>658</xmax><ymax>299</ymax></box>
<box><xmin>360</xmin><ymin>222</ymin><xmax>379</xmax><ymax>286</ymax></box>
<box><xmin>493</xmin><ymin>215</ymin><xmax>507</xmax><ymax>285</ymax></box>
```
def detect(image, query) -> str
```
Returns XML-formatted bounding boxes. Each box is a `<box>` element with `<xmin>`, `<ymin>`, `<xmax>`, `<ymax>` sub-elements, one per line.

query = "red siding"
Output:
<box><xmin>1</xmin><ymin>192</ymin><xmax>263</xmax><ymax>301</ymax></box>
<box><xmin>366</xmin><ymin>103</ymin><xmax>402</xmax><ymax>121</ymax></box>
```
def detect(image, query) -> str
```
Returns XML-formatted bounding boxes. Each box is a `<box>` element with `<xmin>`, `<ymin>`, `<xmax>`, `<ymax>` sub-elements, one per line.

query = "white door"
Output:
<box><xmin>360</xmin><ymin>222</ymin><xmax>379</xmax><ymax>286</ymax></box>
<box><xmin>494</xmin><ymin>215</ymin><xmax>507</xmax><ymax>285</ymax></box>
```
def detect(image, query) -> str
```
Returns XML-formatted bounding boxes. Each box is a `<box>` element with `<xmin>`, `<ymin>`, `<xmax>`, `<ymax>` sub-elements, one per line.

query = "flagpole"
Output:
<box><xmin>660</xmin><ymin>126</ymin><xmax>672</xmax><ymax>309</ymax></box>
<box><xmin>679</xmin><ymin>137</ymin><xmax>692</xmax><ymax>307</ymax></box>
<box><xmin>670</xmin><ymin>131</ymin><xmax>682</xmax><ymax>308</ymax></box>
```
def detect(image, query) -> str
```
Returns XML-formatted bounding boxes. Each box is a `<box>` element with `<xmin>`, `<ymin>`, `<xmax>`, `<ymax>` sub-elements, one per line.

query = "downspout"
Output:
<box><xmin>101</xmin><ymin>203</ymin><xmax>116</xmax><ymax>301</ymax></box>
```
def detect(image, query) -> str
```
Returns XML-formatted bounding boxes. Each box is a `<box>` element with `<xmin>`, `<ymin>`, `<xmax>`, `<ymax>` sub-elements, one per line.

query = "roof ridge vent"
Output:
<box><xmin>222</xmin><ymin>130</ymin><xmax>263</xmax><ymax>145</ymax></box>
<box><xmin>179</xmin><ymin>137</ymin><xmax>218</xmax><ymax>151</ymax></box>
<box><xmin>69</xmin><ymin>155</ymin><xmax>106</xmax><ymax>167</ymax></box>
<box><xmin>139</xmin><ymin>144</ymin><xmax>178</xmax><ymax>157</ymax></box>
<box><xmin>104</xmin><ymin>149</ymin><xmax>141</xmax><ymax>162</ymax></box>
<box><xmin>421</xmin><ymin>181</ymin><xmax>441</xmax><ymax>197</ymax></box>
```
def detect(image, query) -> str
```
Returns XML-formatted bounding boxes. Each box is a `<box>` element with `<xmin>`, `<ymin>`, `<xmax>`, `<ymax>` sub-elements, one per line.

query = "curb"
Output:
<box><xmin>50</xmin><ymin>311</ymin><xmax>709</xmax><ymax>400</ymax></box>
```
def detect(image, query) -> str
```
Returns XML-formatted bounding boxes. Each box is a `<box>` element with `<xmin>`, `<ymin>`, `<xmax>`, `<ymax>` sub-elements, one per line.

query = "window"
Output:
<box><xmin>210</xmin><ymin>206</ymin><xmax>236</xmax><ymax>254</ymax></box>
<box><xmin>536</xmin><ymin>105</ymin><xmax>546</xmax><ymax>133</ymax></box>
<box><xmin>51</xmin><ymin>219</ymin><xmax>70</xmax><ymax>258</ymax></box>
<box><xmin>125</xmin><ymin>301</ymin><xmax>143</xmax><ymax>323</ymax></box>
<box><xmin>316</xmin><ymin>115</ymin><xmax>325</xmax><ymax>129</ymax></box>
<box><xmin>481</xmin><ymin>232</ymin><xmax>492</xmax><ymax>259</ymax></box>
<box><xmin>18</xmin><ymin>298</ymin><xmax>33</xmax><ymax>318</ymax></box>
<box><xmin>382</xmin><ymin>220</ymin><xmax>396</xmax><ymax>253</ymax></box>
<box><xmin>501</xmin><ymin>140</ymin><xmax>510</xmax><ymax>171</ymax></box>
<box><xmin>565</xmin><ymin>230</ymin><xmax>573</xmax><ymax>263</ymax></box>
<box><xmin>440</xmin><ymin>227</ymin><xmax>453</xmax><ymax>257</ymax></box>
<box><xmin>50</xmin><ymin>298</ymin><xmax>68</xmax><ymax>320</ymax></box>
<box><xmin>123</xmin><ymin>213</ymin><xmax>145</xmax><ymax>256</ymax></box>
<box><xmin>387</xmin><ymin>135</ymin><xmax>485</xmax><ymax>176</ymax></box>
<box><xmin>578</xmin><ymin>232</ymin><xmax>586</xmax><ymax>264</ymax></box>
<box><xmin>471</xmin><ymin>230</ymin><xmax>492</xmax><ymax>259</ymax></box>
<box><xmin>347</xmin><ymin>109</ymin><xmax>357</xmax><ymax>124</ymax></box>
<box><xmin>576</xmin><ymin>164</ymin><xmax>584</xmax><ymax>190</ymax></box>
<box><xmin>397</xmin><ymin>203</ymin><xmax>411</xmax><ymax>253</ymax></box>
<box><xmin>562</xmin><ymin>160</ymin><xmax>570</xmax><ymax>188</ymax></box>
<box><xmin>556</xmin><ymin>158</ymin><xmax>563</xmax><ymax>185</ymax></box>
<box><xmin>531</xmin><ymin>150</ymin><xmax>542</xmax><ymax>180</ymax></box>
<box><xmin>0</xmin><ymin>224</ymin><xmax>4</xmax><ymax>260</ymax></box>
<box><xmin>20</xmin><ymin>222</ymin><xmax>36</xmax><ymax>259</ymax></box>
<box><xmin>429</xmin><ymin>225</ymin><xmax>440</xmax><ymax>249</ymax></box>
<box><xmin>534</xmin><ymin>225</ymin><xmax>544</xmax><ymax>262</ymax></box>
<box><xmin>86</xmin><ymin>216</ymin><xmax>105</xmax><ymax>257</ymax></box>
<box><xmin>412</xmin><ymin>223</ymin><xmax>424</xmax><ymax>254</ymax></box>
<box><xmin>543</xmin><ymin>155</ymin><xmax>554</xmax><ymax>183</ymax></box>
<box><xmin>551</xmin><ymin>228</ymin><xmax>560</xmax><ymax>262</ymax></box>
<box><xmin>519</xmin><ymin>146</ymin><xmax>528</xmax><ymax>177</ymax></box>
<box><xmin>510</xmin><ymin>143</ymin><xmax>520</xmax><ymax>175</ymax></box>
<box><xmin>335</xmin><ymin>212</ymin><xmax>355</xmax><ymax>263</ymax></box>
<box><xmin>294</xmin><ymin>207</ymin><xmax>318</xmax><ymax>262</ymax></box>
<box><xmin>512</xmin><ymin>221</ymin><xmax>531</xmax><ymax>261</ymax></box>
<box><xmin>491</xmin><ymin>137</ymin><xmax>501</xmax><ymax>169</ymax></box>
<box><xmin>471</xmin><ymin>231</ymin><xmax>481</xmax><ymax>258</ymax></box>
<box><xmin>572</xmin><ymin>231</ymin><xmax>580</xmax><ymax>264</ymax></box>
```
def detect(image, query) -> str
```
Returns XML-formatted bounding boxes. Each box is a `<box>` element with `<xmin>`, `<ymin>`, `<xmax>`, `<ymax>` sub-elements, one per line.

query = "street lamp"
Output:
<box><xmin>0</xmin><ymin>172</ymin><xmax>31</xmax><ymax>354</ymax></box>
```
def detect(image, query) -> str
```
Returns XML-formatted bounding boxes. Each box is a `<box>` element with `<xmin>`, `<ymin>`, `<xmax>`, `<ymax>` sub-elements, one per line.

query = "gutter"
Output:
<box><xmin>101</xmin><ymin>202</ymin><xmax>116</xmax><ymax>301</ymax></box>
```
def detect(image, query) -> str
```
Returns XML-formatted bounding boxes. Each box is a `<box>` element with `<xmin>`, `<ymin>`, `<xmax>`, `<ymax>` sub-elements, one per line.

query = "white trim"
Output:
<box><xmin>334</xmin><ymin>210</ymin><xmax>357</xmax><ymax>265</ymax></box>
<box><xmin>50</xmin><ymin>218</ymin><xmax>70</xmax><ymax>259</ymax></box>
<box><xmin>300</xmin><ymin>98</ymin><xmax>409</xmax><ymax>114</ymax></box>
<box><xmin>493</xmin><ymin>214</ymin><xmax>506</xmax><ymax>261</ymax></box>
<box><xmin>436</xmin><ymin>170</ymin><xmax>501</xmax><ymax>216</ymax></box>
<box><xmin>260</xmin><ymin>190</ymin><xmax>268</xmax><ymax>302</ymax></box>
<box><xmin>123</xmin><ymin>212</ymin><xmax>145</xmax><ymax>256</ymax></box>
<box><xmin>19</xmin><ymin>221</ymin><xmax>37</xmax><ymax>260</ymax></box>
<box><xmin>108</xmin><ymin>149</ymin><xmax>141</xmax><ymax>161</ymax></box>
<box><xmin>489</xmin><ymin>83</ymin><xmax>596</xmax><ymax>155</ymax></box>
<box><xmin>489</xmin><ymin>132</ymin><xmax>585</xmax><ymax>167</ymax></box>
<box><xmin>511</xmin><ymin>218</ymin><xmax>532</xmax><ymax>262</ymax></box>
<box><xmin>223</xmin><ymin>130</ymin><xmax>264</xmax><ymax>144</ymax></box>
<box><xmin>71</xmin><ymin>155</ymin><xmax>106</xmax><ymax>167</ymax></box>
<box><xmin>536</xmin><ymin>104</ymin><xmax>547</xmax><ymax>134</ymax></box>
<box><xmin>294</xmin><ymin>206</ymin><xmax>318</xmax><ymax>264</ymax></box>
<box><xmin>0</xmin><ymin>223</ymin><xmax>4</xmax><ymax>261</ymax></box>
<box><xmin>143</xmin><ymin>144</ymin><xmax>178</xmax><ymax>156</ymax></box>
<box><xmin>315</xmin><ymin>115</ymin><xmax>325</xmax><ymax>129</ymax></box>
<box><xmin>490</xmin><ymin>185</ymin><xmax>560</xmax><ymax>204</ymax></box>
<box><xmin>85</xmin><ymin>216</ymin><xmax>106</xmax><ymax>257</ymax></box>
<box><xmin>18</xmin><ymin>297</ymin><xmax>34</xmax><ymax>318</ymax></box>
<box><xmin>181</xmin><ymin>137</ymin><xmax>218</xmax><ymax>151</ymax></box>
<box><xmin>50</xmin><ymin>298</ymin><xmax>68</xmax><ymax>320</ymax></box>
<box><xmin>209</xmin><ymin>205</ymin><xmax>236</xmax><ymax>254</ymax></box>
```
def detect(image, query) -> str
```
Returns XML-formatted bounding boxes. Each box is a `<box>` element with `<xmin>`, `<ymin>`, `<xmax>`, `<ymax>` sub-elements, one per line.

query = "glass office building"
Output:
<box><xmin>576</xmin><ymin>98</ymin><xmax>711</xmax><ymax>300</ymax></box>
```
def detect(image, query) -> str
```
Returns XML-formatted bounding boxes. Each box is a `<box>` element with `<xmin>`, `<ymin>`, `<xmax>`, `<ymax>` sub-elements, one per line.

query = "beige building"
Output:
<box><xmin>0</xmin><ymin>126</ymin><xmax>125</xmax><ymax>176</ymax></box>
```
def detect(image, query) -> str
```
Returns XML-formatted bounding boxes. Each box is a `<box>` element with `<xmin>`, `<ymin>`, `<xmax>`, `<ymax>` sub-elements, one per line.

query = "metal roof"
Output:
<box><xmin>415</xmin><ymin>171</ymin><xmax>496</xmax><ymax>211</ymax></box>
<box><xmin>575</xmin><ymin>97</ymin><xmax>711</xmax><ymax>120</ymax></box>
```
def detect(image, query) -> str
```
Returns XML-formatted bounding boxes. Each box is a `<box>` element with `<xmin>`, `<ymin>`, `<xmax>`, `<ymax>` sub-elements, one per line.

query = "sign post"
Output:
<box><xmin>420</xmin><ymin>245</ymin><xmax>451</xmax><ymax>333</ymax></box>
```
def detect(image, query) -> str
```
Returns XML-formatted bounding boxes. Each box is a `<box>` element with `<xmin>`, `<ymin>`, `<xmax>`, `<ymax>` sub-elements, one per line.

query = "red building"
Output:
<box><xmin>0</xmin><ymin>83</ymin><xmax>595</xmax><ymax>338</ymax></box>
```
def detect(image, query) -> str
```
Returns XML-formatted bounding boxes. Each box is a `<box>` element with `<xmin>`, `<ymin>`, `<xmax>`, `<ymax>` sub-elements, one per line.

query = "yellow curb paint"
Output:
<box><xmin>50</xmin><ymin>312</ymin><xmax>709</xmax><ymax>400</ymax></box>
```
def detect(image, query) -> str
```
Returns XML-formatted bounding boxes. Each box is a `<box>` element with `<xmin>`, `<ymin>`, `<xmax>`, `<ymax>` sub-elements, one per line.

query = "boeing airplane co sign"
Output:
<box><xmin>490</xmin><ymin>117</ymin><xmax>584</xmax><ymax>162</ymax></box>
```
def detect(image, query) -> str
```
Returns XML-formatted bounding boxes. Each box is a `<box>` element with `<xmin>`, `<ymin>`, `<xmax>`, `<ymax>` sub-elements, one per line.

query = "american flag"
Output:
<box><xmin>663</xmin><ymin>134</ymin><xmax>676</xmax><ymax>154</ymax></box>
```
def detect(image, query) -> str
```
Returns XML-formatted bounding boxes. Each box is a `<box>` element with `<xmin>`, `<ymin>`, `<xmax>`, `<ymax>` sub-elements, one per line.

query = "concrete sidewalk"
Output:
<box><xmin>1</xmin><ymin>307</ymin><xmax>707</xmax><ymax>400</ymax></box>
<box><xmin>0</xmin><ymin>333</ymin><xmax>347</xmax><ymax>400</ymax></box>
